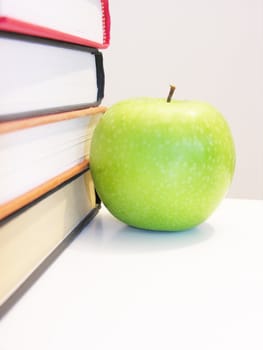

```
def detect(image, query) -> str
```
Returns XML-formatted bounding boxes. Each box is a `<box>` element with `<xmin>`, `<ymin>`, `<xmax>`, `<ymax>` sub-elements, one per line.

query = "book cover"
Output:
<box><xmin>0</xmin><ymin>32</ymin><xmax>105</xmax><ymax>120</ymax></box>
<box><xmin>0</xmin><ymin>0</ymin><xmax>110</xmax><ymax>49</ymax></box>
<box><xmin>0</xmin><ymin>106</ymin><xmax>106</xmax><ymax>220</ymax></box>
<box><xmin>0</xmin><ymin>169</ymin><xmax>100</xmax><ymax>311</ymax></box>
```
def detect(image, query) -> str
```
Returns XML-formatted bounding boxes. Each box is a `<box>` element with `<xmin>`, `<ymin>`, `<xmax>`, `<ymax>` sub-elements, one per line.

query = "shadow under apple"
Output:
<box><xmin>75</xmin><ymin>208</ymin><xmax>215</xmax><ymax>254</ymax></box>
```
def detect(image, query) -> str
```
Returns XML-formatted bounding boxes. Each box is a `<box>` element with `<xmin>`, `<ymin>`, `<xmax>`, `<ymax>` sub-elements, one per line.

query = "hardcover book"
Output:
<box><xmin>0</xmin><ymin>32</ymin><xmax>104</xmax><ymax>120</ymax></box>
<box><xmin>0</xmin><ymin>169</ymin><xmax>100</xmax><ymax>310</ymax></box>
<box><xmin>0</xmin><ymin>106</ymin><xmax>106</xmax><ymax>220</ymax></box>
<box><xmin>0</xmin><ymin>0</ymin><xmax>110</xmax><ymax>48</ymax></box>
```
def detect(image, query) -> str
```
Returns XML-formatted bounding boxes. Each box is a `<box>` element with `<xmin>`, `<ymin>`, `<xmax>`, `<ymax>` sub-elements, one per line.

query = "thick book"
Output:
<box><xmin>0</xmin><ymin>106</ymin><xmax>106</xmax><ymax>220</ymax></box>
<box><xmin>0</xmin><ymin>32</ymin><xmax>105</xmax><ymax>120</ymax></box>
<box><xmin>0</xmin><ymin>0</ymin><xmax>110</xmax><ymax>49</ymax></box>
<box><xmin>0</xmin><ymin>169</ymin><xmax>100</xmax><ymax>310</ymax></box>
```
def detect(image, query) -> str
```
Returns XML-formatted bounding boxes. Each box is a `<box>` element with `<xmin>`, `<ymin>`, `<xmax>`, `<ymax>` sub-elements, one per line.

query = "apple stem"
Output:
<box><xmin>166</xmin><ymin>85</ymin><xmax>176</xmax><ymax>103</ymax></box>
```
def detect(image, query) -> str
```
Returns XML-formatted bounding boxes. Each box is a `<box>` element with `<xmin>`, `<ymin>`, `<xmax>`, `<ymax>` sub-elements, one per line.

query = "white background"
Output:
<box><xmin>103</xmin><ymin>0</ymin><xmax>263</xmax><ymax>199</ymax></box>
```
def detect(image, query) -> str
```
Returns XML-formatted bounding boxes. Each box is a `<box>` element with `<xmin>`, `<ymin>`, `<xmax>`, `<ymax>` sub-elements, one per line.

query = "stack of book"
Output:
<box><xmin>0</xmin><ymin>0</ymin><xmax>110</xmax><ymax>311</ymax></box>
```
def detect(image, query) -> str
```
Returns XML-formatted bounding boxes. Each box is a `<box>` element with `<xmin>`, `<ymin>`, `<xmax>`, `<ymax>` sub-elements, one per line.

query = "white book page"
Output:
<box><xmin>0</xmin><ymin>114</ymin><xmax>101</xmax><ymax>204</ymax></box>
<box><xmin>0</xmin><ymin>37</ymin><xmax>98</xmax><ymax>115</ymax></box>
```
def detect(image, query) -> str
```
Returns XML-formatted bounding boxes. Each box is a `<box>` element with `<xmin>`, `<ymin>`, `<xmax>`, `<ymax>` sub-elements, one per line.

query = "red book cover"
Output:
<box><xmin>0</xmin><ymin>0</ymin><xmax>110</xmax><ymax>48</ymax></box>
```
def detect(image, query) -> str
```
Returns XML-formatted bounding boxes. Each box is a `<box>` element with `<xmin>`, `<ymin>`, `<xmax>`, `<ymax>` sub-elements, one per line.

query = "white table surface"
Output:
<box><xmin>0</xmin><ymin>198</ymin><xmax>263</xmax><ymax>350</ymax></box>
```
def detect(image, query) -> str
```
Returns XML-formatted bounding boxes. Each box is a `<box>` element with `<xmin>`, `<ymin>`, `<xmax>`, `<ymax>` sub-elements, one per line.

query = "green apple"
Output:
<box><xmin>90</xmin><ymin>90</ymin><xmax>235</xmax><ymax>231</ymax></box>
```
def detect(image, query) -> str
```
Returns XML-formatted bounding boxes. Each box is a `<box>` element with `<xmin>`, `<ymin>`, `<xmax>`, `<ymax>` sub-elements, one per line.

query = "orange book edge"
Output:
<box><xmin>0</xmin><ymin>106</ymin><xmax>107</xmax><ymax>134</ymax></box>
<box><xmin>0</xmin><ymin>160</ymin><xmax>90</xmax><ymax>221</ymax></box>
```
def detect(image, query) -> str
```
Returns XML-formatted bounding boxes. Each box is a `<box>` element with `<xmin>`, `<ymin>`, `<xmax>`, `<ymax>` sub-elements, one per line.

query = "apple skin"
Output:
<box><xmin>90</xmin><ymin>98</ymin><xmax>235</xmax><ymax>231</ymax></box>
